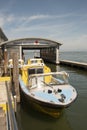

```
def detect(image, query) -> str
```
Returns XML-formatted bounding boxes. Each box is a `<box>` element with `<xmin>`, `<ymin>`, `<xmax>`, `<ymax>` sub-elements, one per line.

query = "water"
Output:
<box><xmin>23</xmin><ymin>50</ymin><xmax>40</xmax><ymax>63</ymax></box>
<box><xmin>17</xmin><ymin>51</ymin><xmax>87</xmax><ymax>130</ymax></box>
<box><xmin>60</xmin><ymin>51</ymin><xmax>87</xmax><ymax>63</ymax></box>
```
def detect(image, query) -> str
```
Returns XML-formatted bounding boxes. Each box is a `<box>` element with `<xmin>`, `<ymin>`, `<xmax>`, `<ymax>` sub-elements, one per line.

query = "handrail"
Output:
<box><xmin>5</xmin><ymin>81</ymin><xmax>19</xmax><ymax>130</ymax></box>
<box><xmin>28</xmin><ymin>71</ymin><xmax>68</xmax><ymax>78</ymax></box>
<box><xmin>28</xmin><ymin>71</ymin><xmax>69</xmax><ymax>87</ymax></box>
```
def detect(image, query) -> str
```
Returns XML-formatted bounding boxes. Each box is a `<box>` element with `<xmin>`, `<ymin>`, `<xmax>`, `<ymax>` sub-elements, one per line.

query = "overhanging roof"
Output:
<box><xmin>0</xmin><ymin>28</ymin><xmax>8</xmax><ymax>42</ymax></box>
<box><xmin>0</xmin><ymin>37</ymin><xmax>62</xmax><ymax>49</ymax></box>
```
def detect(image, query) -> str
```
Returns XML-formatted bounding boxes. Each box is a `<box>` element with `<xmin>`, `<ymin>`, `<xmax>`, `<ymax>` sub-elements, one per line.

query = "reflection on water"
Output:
<box><xmin>16</xmin><ymin>63</ymin><xmax>87</xmax><ymax>130</ymax></box>
<box><xmin>17</xmin><ymin>103</ymin><xmax>72</xmax><ymax>130</ymax></box>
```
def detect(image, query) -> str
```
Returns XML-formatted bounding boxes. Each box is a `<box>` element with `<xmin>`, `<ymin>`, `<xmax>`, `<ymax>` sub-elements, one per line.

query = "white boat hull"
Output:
<box><xmin>19</xmin><ymin>75</ymin><xmax>77</xmax><ymax>117</ymax></box>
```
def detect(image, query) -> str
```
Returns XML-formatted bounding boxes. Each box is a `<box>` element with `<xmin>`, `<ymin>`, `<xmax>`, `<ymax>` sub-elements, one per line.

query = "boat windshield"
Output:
<box><xmin>28</xmin><ymin>72</ymin><xmax>69</xmax><ymax>88</ymax></box>
<box><xmin>28</xmin><ymin>67</ymin><xmax>43</xmax><ymax>75</ymax></box>
<box><xmin>52</xmin><ymin>74</ymin><xmax>68</xmax><ymax>85</ymax></box>
<box><xmin>30</xmin><ymin>59</ymin><xmax>44</xmax><ymax>64</ymax></box>
<box><xmin>31</xmin><ymin>60</ymin><xmax>38</xmax><ymax>64</ymax></box>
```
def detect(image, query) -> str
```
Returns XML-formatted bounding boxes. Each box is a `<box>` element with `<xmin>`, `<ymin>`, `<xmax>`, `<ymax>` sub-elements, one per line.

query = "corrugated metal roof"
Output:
<box><xmin>0</xmin><ymin>37</ymin><xmax>62</xmax><ymax>48</ymax></box>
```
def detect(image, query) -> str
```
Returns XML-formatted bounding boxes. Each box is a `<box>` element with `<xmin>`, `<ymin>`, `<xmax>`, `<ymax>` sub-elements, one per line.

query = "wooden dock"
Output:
<box><xmin>60</xmin><ymin>60</ymin><xmax>87</xmax><ymax>69</ymax></box>
<box><xmin>0</xmin><ymin>76</ymin><xmax>19</xmax><ymax>130</ymax></box>
<box><xmin>0</xmin><ymin>77</ymin><xmax>11</xmax><ymax>130</ymax></box>
<box><xmin>0</xmin><ymin>81</ymin><xmax>7</xmax><ymax>130</ymax></box>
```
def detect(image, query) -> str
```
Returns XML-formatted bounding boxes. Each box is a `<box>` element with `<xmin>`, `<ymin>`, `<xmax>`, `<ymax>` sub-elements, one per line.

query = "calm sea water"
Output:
<box><xmin>60</xmin><ymin>51</ymin><xmax>87</xmax><ymax>63</ymax></box>
<box><xmin>16</xmin><ymin>51</ymin><xmax>87</xmax><ymax>130</ymax></box>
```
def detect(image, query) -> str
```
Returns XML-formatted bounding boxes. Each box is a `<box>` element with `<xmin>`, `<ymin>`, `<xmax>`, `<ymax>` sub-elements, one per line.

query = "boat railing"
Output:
<box><xmin>28</xmin><ymin>71</ymin><xmax>69</xmax><ymax>87</ymax></box>
<box><xmin>29</xmin><ymin>71</ymin><xmax>68</xmax><ymax>77</ymax></box>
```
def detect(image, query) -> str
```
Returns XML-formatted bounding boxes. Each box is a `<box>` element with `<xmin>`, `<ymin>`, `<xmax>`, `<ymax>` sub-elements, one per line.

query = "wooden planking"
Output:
<box><xmin>0</xmin><ymin>107</ymin><xmax>7</xmax><ymax>130</ymax></box>
<box><xmin>0</xmin><ymin>81</ymin><xmax>7</xmax><ymax>109</ymax></box>
<box><xmin>0</xmin><ymin>82</ymin><xmax>7</xmax><ymax>130</ymax></box>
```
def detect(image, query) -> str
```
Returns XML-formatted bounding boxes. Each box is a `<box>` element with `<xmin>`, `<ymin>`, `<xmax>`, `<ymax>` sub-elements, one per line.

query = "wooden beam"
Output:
<box><xmin>4</xmin><ymin>49</ymin><xmax>8</xmax><ymax>75</ymax></box>
<box><xmin>13</xmin><ymin>53</ymin><xmax>20</xmax><ymax>102</ymax></box>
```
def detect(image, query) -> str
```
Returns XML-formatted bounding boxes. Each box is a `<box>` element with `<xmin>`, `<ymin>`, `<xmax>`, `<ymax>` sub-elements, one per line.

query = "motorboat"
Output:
<box><xmin>19</xmin><ymin>58</ymin><xmax>77</xmax><ymax>117</ymax></box>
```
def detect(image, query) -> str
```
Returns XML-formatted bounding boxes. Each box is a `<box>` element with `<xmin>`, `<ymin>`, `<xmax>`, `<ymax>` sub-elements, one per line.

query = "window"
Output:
<box><xmin>28</xmin><ymin>68</ymin><xmax>35</xmax><ymax>75</ymax></box>
<box><xmin>37</xmin><ymin>68</ymin><xmax>43</xmax><ymax>74</ymax></box>
<box><xmin>28</xmin><ymin>68</ymin><xmax>43</xmax><ymax>75</ymax></box>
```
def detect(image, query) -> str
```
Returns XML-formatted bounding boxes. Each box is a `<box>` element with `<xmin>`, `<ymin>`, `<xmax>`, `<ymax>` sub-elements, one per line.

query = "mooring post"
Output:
<box><xmin>13</xmin><ymin>53</ymin><xmax>20</xmax><ymax>102</ymax></box>
<box><xmin>14</xmin><ymin>95</ymin><xmax>17</xmax><ymax>112</ymax></box>
<box><xmin>56</xmin><ymin>46</ymin><xmax>59</xmax><ymax>64</ymax></box>
<box><xmin>4</xmin><ymin>48</ymin><xmax>8</xmax><ymax>75</ymax></box>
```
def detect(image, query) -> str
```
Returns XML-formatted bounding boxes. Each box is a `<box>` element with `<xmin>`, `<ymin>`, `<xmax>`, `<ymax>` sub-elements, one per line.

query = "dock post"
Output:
<box><xmin>4</xmin><ymin>48</ymin><xmax>8</xmax><ymax>75</ymax></box>
<box><xmin>56</xmin><ymin>46</ymin><xmax>59</xmax><ymax>64</ymax></box>
<box><xmin>14</xmin><ymin>95</ymin><xmax>17</xmax><ymax>112</ymax></box>
<box><xmin>13</xmin><ymin>53</ymin><xmax>20</xmax><ymax>102</ymax></box>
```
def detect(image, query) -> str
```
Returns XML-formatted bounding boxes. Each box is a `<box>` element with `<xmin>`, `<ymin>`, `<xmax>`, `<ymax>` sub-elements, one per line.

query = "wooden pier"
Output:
<box><xmin>0</xmin><ymin>76</ymin><xmax>19</xmax><ymax>130</ymax></box>
<box><xmin>0</xmin><ymin>82</ymin><xmax>7</xmax><ymax>130</ymax></box>
<box><xmin>0</xmin><ymin>79</ymin><xmax>9</xmax><ymax>130</ymax></box>
<box><xmin>60</xmin><ymin>60</ymin><xmax>87</xmax><ymax>69</ymax></box>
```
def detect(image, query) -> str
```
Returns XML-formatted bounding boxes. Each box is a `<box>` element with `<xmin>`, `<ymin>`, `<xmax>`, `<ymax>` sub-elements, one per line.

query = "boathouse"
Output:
<box><xmin>0</xmin><ymin>38</ymin><xmax>62</xmax><ymax>64</ymax></box>
<box><xmin>0</xmin><ymin>28</ymin><xmax>8</xmax><ymax>64</ymax></box>
<box><xmin>0</xmin><ymin>28</ymin><xmax>8</xmax><ymax>43</ymax></box>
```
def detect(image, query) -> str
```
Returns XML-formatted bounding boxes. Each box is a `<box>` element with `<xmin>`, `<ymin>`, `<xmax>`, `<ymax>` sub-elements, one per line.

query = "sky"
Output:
<box><xmin>0</xmin><ymin>0</ymin><xmax>87</xmax><ymax>51</ymax></box>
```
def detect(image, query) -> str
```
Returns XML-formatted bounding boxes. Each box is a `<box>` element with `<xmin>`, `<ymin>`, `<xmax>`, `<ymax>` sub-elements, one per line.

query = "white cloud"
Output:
<box><xmin>1</xmin><ymin>12</ymin><xmax>87</xmax><ymax>51</ymax></box>
<box><xmin>7</xmin><ymin>15</ymin><xmax>15</xmax><ymax>22</ymax></box>
<box><xmin>0</xmin><ymin>12</ymin><xmax>85</xmax><ymax>28</ymax></box>
<box><xmin>28</xmin><ymin>15</ymin><xmax>50</xmax><ymax>20</ymax></box>
<box><xmin>0</xmin><ymin>13</ymin><xmax>75</xmax><ymax>27</ymax></box>
<box><xmin>0</xmin><ymin>13</ymin><xmax>15</xmax><ymax>27</ymax></box>
<box><xmin>60</xmin><ymin>34</ymin><xmax>87</xmax><ymax>51</ymax></box>
<box><xmin>0</xmin><ymin>17</ymin><xmax>5</xmax><ymax>26</ymax></box>
<box><xmin>76</xmin><ymin>35</ymin><xmax>87</xmax><ymax>43</ymax></box>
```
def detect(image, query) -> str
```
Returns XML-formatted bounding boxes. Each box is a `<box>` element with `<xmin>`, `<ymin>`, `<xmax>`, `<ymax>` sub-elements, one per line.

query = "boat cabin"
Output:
<box><xmin>27</xmin><ymin>58</ymin><xmax>44</xmax><ymax>66</ymax></box>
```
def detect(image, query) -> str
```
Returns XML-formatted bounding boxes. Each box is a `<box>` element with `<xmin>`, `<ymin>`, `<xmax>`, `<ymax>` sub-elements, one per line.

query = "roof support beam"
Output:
<box><xmin>56</xmin><ymin>46</ymin><xmax>59</xmax><ymax>64</ymax></box>
<box><xmin>19</xmin><ymin>45</ymin><xmax>22</xmax><ymax>59</ymax></box>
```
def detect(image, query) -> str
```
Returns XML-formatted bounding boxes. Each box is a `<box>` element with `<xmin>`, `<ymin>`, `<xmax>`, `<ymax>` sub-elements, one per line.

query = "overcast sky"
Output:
<box><xmin>0</xmin><ymin>0</ymin><xmax>87</xmax><ymax>51</ymax></box>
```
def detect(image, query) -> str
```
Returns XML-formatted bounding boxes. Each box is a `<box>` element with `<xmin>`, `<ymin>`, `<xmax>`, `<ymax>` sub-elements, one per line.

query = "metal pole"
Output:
<box><xmin>56</xmin><ymin>46</ymin><xmax>59</xmax><ymax>64</ymax></box>
<box><xmin>4</xmin><ymin>48</ymin><xmax>8</xmax><ymax>75</ymax></box>
<box><xmin>5</xmin><ymin>82</ymin><xmax>19</xmax><ymax>130</ymax></box>
<box><xmin>14</xmin><ymin>95</ymin><xmax>17</xmax><ymax>112</ymax></box>
<box><xmin>19</xmin><ymin>46</ymin><xmax>22</xmax><ymax>59</ymax></box>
